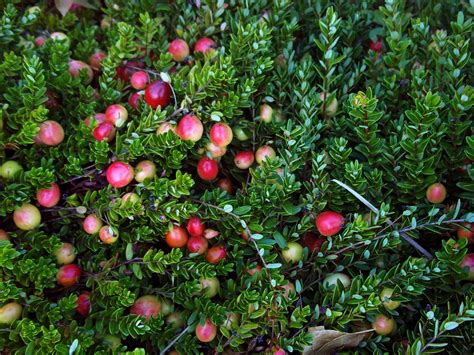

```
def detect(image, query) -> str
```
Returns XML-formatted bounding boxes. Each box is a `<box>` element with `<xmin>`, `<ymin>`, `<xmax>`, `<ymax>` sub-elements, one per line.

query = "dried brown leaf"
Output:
<box><xmin>303</xmin><ymin>326</ymin><xmax>373</xmax><ymax>355</ymax></box>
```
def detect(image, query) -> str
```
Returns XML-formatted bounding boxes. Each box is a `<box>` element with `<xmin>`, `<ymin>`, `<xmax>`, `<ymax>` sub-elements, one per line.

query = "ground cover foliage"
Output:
<box><xmin>0</xmin><ymin>0</ymin><xmax>473</xmax><ymax>354</ymax></box>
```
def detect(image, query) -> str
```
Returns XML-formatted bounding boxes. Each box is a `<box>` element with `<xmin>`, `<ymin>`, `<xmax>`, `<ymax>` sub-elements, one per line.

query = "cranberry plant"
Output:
<box><xmin>0</xmin><ymin>1</ymin><xmax>473</xmax><ymax>354</ymax></box>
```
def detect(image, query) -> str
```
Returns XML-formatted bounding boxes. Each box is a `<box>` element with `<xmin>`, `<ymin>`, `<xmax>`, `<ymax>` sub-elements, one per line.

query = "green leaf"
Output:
<box><xmin>443</xmin><ymin>321</ymin><xmax>459</xmax><ymax>330</ymax></box>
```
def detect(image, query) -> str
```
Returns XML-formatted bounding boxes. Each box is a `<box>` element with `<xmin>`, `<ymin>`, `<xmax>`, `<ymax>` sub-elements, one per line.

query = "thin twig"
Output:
<box><xmin>335</xmin><ymin>218</ymin><xmax>466</xmax><ymax>256</ymax></box>
<box><xmin>330</xmin><ymin>179</ymin><xmax>466</xmax><ymax>260</ymax></box>
<box><xmin>160</xmin><ymin>326</ymin><xmax>190</xmax><ymax>355</ymax></box>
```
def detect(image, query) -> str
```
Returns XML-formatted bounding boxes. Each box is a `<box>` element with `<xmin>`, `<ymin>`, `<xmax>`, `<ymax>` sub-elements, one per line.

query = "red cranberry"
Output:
<box><xmin>130</xmin><ymin>295</ymin><xmax>161</xmax><ymax>320</ymax></box>
<box><xmin>457</xmin><ymin>223</ymin><xmax>473</xmax><ymax>244</ymax></box>
<box><xmin>76</xmin><ymin>292</ymin><xmax>91</xmax><ymax>316</ymax></box>
<box><xmin>83</xmin><ymin>214</ymin><xmax>103</xmax><ymax>234</ymax></box>
<box><xmin>93</xmin><ymin>122</ymin><xmax>115</xmax><ymax>142</ymax></box>
<box><xmin>315</xmin><ymin>211</ymin><xmax>345</xmax><ymax>237</ymax></box>
<box><xmin>206</xmin><ymin>142</ymin><xmax>227</xmax><ymax>158</ymax></box>
<box><xmin>187</xmin><ymin>236</ymin><xmax>209</xmax><ymax>255</ymax></box>
<box><xmin>38</xmin><ymin>120</ymin><xmax>65</xmax><ymax>146</ymax></box>
<box><xmin>426</xmin><ymin>183</ymin><xmax>447</xmax><ymax>204</ymax></box>
<box><xmin>129</xmin><ymin>92</ymin><xmax>143</xmax><ymax>110</ymax></box>
<box><xmin>68</xmin><ymin>60</ymin><xmax>93</xmax><ymax>84</ymax></box>
<box><xmin>197</xmin><ymin>157</ymin><xmax>219</xmax><ymax>181</ymax></box>
<box><xmin>195</xmin><ymin>318</ymin><xmax>217</xmax><ymax>342</ymax></box>
<box><xmin>234</xmin><ymin>151</ymin><xmax>255</xmax><ymax>169</ymax></box>
<box><xmin>216</xmin><ymin>178</ymin><xmax>234</xmax><ymax>194</ymax></box>
<box><xmin>169</xmin><ymin>39</ymin><xmax>190</xmax><ymax>62</ymax></box>
<box><xmin>187</xmin><ymin>217</ymin><xmax>205</xmax><ymax>237</ymax></box>
<box><xmin>460</xmin><ymin>253</ymin><xmax>474</xmax><ymax>281</ymax></box>
<box><xmin>144</xmin><ymin>81</ymin><xmax>172</xmax><ymax>109</ymax></box>
<box><xmin>176</xmin><ymin>114</ymin><xmax>204</xmax><ymax>142</ymax></box>
<box><xmin>84</xmin><ymin>113</ymin><xmax>106</xmax><ymax>127</ymax></box>
<box><xmin>106</xmin><ymin>162</ymin><xmax>134</xmax><ymax>188</ymax></box>
<box><xmin>255</xmin><ymin>145</ymin><xmax>276</xmax><ymax>164</ymax></box>
<box><xmin>165</xmin><ymin>225</ymin><xmax>188</xmax><ymax>248</ymax></box>
<box><xmin>194</xmin><ymin>37</ymin><xmax>217</xmax><ymax>54</ymax></box>
<box><xmin>369</xmin><ymin>37</ymin><xmax>383</xmax><ymax>53</ymax></box>
<box><xmin>105</xmin><ymin>104</ymin><xmax>128</xmax><ymax>128</ymax></box>
<box><xmin>13</xmin><ymin>203</ymin><xmax>41</xmax><ymax>230</ymax></box>
<box><xmin>36</xmin><ymin>182</ymin><xmax>61</xmax><ymax>207</ymax></box>
<box><xmin>89</xmin><ymin>52</ymin><xmax>106</xmax><ymax>70</ymax></box>
<box><xmin>99</xmin><ymin>225</ymin><xmax>118</xmax><ymax>244</ymax></box>
<box><xmin>210</xmin><ymin>123</ymin><xmax>233</xmax><ymax>147</ymax></box>
<box><xmin>57</xmin><ymin>264</ymin><xmax>81</xmax><ymax>287</ymax></box>
<box><xmin>300</xmin><ymin>232</ymin><xmax>325</xmax><ymax>254</ymax></box>
<box><xmin>206</xmin><ymin>245</ymin><xmax>227</xmax><ymax>264</ymax></box>
<box><xmin>34</xmin><ymin>36</ymin><xmax>45</xmax><ymax>47</ymax></box>
<box><xmin>130</xmin><ymin>71</ymin><xmax>149</xmax><ymax>90</ymax></box>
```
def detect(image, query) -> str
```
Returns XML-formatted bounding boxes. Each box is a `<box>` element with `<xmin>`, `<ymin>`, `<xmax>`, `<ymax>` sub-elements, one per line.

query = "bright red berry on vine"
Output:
<box><xmin>84</xmin><ymin>113</ymin><xmax>106</xmax><ymax>127</ymax></box>
<box><xmin>165</xmin><ymin>225</ymin><xmax>188</xmax><ymax>248</ymax></box>
<box><xmin>130</xmin><ymin>295</ymin><xmax>161</xmax><ymax>320</ymax></box>
<box><xmin>106</xmin><ymin>162</ymin><xmax>134</xmax><ymax>188</ymax></box>
<box><xmin>129</xmin><ymin>92</ymin><xmax>143</xmax><ymax>110</ymax></box>
<box><xmin>89</xmin><ymin>51</ymin><xmax>106</xmax><ymax>70</ymax></box>
<box><xmin>187</xmin><ymin>217</ymin><xmax>205</xmax><ymax>237</ymax></box>
<box><xmin>177</xmin><ymin>114</ymin><xmax>204</xmax><ymax>142</ymax></box>
<box><xmin>206</xmin><ymin>142</ymin><xmax>227</xmax><ymax>158</ymax></box>
<box><xmin>216</xmin><ymin>178</ymin><xmax>234</xmax><ymax>194</ymax></box>
<box><xmin>372</xmin><ymin>314</ymin><xmax>396</xmax><ymax>335</ymax></box>
<box><xmin>169</xmin><ymin>39</ymin><xmax>190</xmax><ymax>62</ymax></box>
<box><xmin>426</xmin><ymin>183</ymin><xmax>447</xmax><ymax>203</ymax></box>
<box><xmin>369</xmin><ymin>37</ymin><xmax>383</xmax><ymax>53</ymax></box>
<box><xmin>210</xmin><ymin>123</ymin><xmax>233</xmax><ymax>147</ymax></box>
<box><xmin>130</xmin><ymin>71</ymin><xmax>149</xmax><ymax>90</ymax></box>
<box><xmin>68</xmin><ymin>60</ymin><xmax>93</xmax><ymax>84</ymax></box>
<box><xmin>197</xmin><ymin>157</ymin><xmax>219</xmax><ymax>181</ymax></box>
<box><xmin>38</xmin><ymin>120</ymin><xmax>65</xmax><ymax>146</ymax></box>
<box><xmin>144</xmin><ymin>80</ymin><xmax>172</xmax><ymax>109</ymax></box>
<box><xmin>187</xmin><ymin>236</ymin><xmax>209</xmax><ymax>255</ymax></box>
<box><xmin>206</xmin><ymin>245</ymin><xmax>227</xmax><ymax>264</ymax></box>
<box><xmin>315</xmin><ymin>211</ymin><xmax>344</xmax><ymax>237</ymax></box>
<box><xmin>83</xmin><ymin>214</ymin><xmax>103</xmax><ymax>234</ymax></box>
<box><xmin>76</xmin><ymin>292</ymin><xmax>91</xmax><ymax>316</ymax></box>
<box><xmin>93</xmin><ymin>122</ymin><xmax>115</xmax><ymax>142</ymax></box>
<box><xmin>57</xmin><ymin>264</ymin><xmax>81</xmax><ymax>287</ymax></box>
<box><xmin>255</xmin><ymin>145</ymin><xmax>276</xmax><ymax>165</ymax></box>
<box><xmin>36</xmin><ymin>182</ymin><xmax>61</xmax><ymax>208</ymax></box>
<box><xmin>300</xmin><ymin>232</ymin><xmax>325</xmax><ymax>254</ymax></box>
<box><xmin>99</xmin><ymin>226</ymin><xmax>118</xmax><ymax>244</ymax></box>
<box><xmin>457</xmin><ymin>223</ymin><xmax>473</xmax><ymax>244</ymax></box>
<box><xmin>234</xmin><ymin>151</ymin><xmax>255</xmax><ymax>169</ymax></box>
<box><xmin>34</xmin><ymin>36</ymin><xmax>45</xmax><ymax>47</ymax></box>
<box><xmin>194</xmin><ymin>38</ymin><xmax>217</xmax><ymax>54</ymax></box>
<box><xmin>105</xmin><ymin>104</ymin><xmax>128</xmax><ymax>128</ymax></box>
<box><xmin>460</xmin><ymin>253</ymin><xmax>474</xmax><ymax>281</ymax></box>
<box><xmin>195</xmin><ymin>318</ymin><xmax>217</xmax><ymax>342</ymax></box>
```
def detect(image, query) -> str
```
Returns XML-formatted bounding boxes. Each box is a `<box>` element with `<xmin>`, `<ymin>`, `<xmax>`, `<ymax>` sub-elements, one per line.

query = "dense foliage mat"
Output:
<box><xmin>0</xmin><ymin>0</ymin><xmax>473</xmax><ymax>354</ymax></box>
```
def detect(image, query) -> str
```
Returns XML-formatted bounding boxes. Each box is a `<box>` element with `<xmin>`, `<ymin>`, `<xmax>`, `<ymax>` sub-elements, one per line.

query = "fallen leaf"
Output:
<box><xmin>303</xmin><ymin>326</ymin><xmax>373</xmax><ymax>355</ymax></box>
